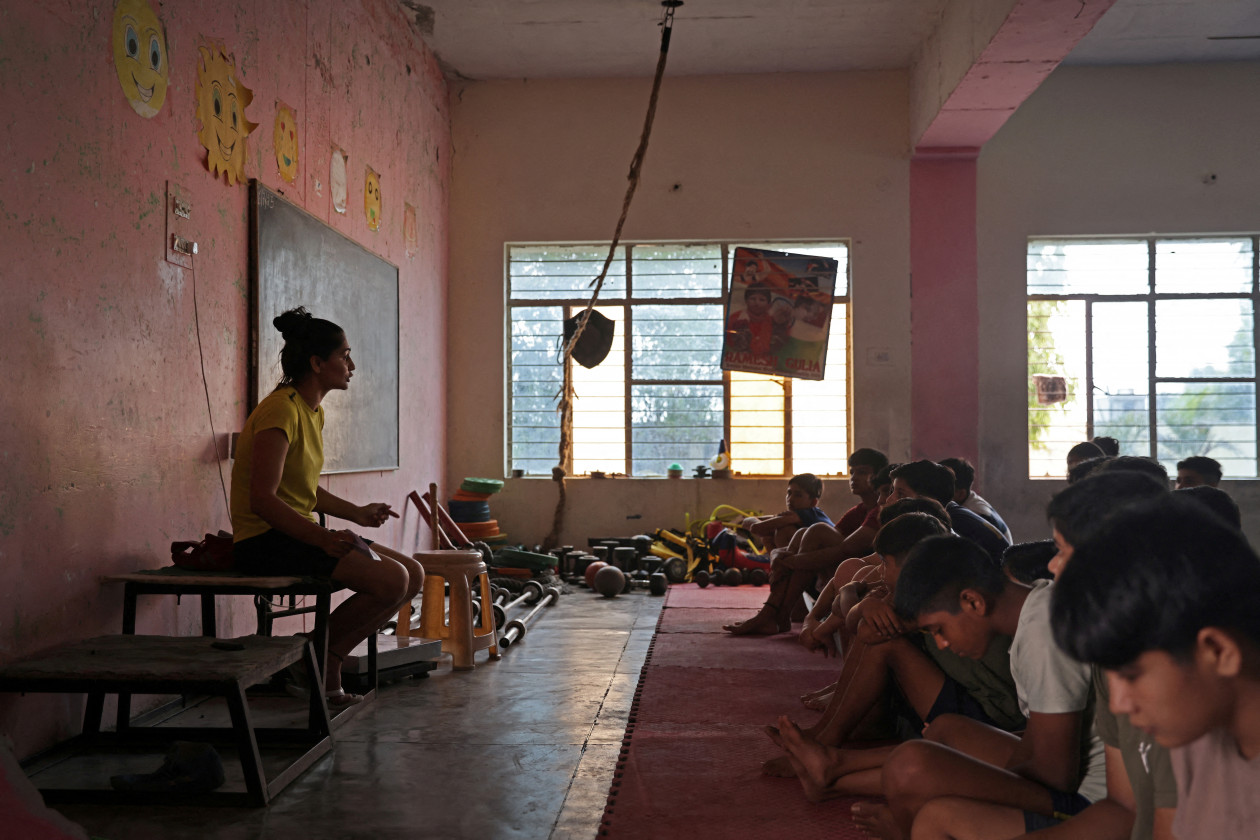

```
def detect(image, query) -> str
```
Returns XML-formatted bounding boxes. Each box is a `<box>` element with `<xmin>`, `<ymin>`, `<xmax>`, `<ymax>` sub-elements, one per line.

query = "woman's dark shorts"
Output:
<box><xmin>233</xmin><ymin>529</ymin><xmax>342</xmax><ymax>579</ymax></box>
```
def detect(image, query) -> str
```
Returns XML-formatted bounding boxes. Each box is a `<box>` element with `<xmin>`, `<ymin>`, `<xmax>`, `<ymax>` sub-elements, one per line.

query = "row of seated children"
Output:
<box><xmin>759</xmin><ymin>455</ymin><xmax>1253</xmax><ymax>838</ymax></box>
<box><xmin>725</xmin><ymin>453</ymin><xmax>1013</xmax><ymax>636</ymax></box>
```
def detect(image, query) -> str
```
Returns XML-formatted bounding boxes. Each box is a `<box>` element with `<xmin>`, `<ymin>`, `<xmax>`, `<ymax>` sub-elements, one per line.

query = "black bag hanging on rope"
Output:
<box><xmin>561</xmin><ymin>310</ymin><xmax>616</xmax><ymax>368</ymax></box>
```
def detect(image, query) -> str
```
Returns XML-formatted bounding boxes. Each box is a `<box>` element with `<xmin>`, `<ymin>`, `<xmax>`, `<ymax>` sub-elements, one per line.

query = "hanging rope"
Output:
<box><xmin>543</xmin><ymin>1</ymin><xmax>682</xmax><ymax>550</ymax></box>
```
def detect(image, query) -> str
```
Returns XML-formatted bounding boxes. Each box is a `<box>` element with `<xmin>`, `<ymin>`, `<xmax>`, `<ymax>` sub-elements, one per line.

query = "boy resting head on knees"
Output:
<box><xmin>845</xmin><ymin>535</ymin><xmax>1106</xmax><ymax>840</ymax></box>
<box><xmin>1052</xmin><ymin>494</ymin><xmax>1260</xmax><ymax>840</ymax></box>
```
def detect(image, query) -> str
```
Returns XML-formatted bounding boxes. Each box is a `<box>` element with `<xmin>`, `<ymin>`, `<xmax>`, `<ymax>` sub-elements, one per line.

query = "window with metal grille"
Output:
<box><xmin>508</xmin><ymin>242</ymin><xmax>851</xmax><ymax>477</ymax></box>
<box><xmin>1028</xmin><ymin>235</ymin><xmax>1258</xmax><ymax>478</ymax></box>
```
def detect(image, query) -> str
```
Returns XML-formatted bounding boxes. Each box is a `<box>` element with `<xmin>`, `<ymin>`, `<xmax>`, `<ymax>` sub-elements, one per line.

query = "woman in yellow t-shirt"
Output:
<box><xmin>231</xmin><ymin>307</ymin><xmax>423</xmax><ymax>707</ymax></box>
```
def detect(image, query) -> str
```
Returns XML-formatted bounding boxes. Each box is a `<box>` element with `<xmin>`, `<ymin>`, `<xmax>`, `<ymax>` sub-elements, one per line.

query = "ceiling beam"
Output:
<box><xmin>911</xmin><ymin>0</ymin><xmax>1117</xmax><ymax>156</ymax></box>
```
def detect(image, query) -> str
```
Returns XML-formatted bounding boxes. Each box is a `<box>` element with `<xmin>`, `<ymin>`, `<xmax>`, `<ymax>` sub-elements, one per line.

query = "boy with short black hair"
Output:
<box><xmin>940</xmin><ymin>456</ymin><xmax>1013</xmax><ymax>542</ymax></box>
<box><xmin>1041</xmin><ymin>472</ymin><xmax>1175</xmax><ymax>840</ymax></box>
<box><xmin>889</xmin><ymin>460</ymin><xmax>1011</xmax><ymax>564</ymax></box>
<box><xmin>767</xmin><ymin>517</ymin><xmax>1024</xmax><ymax>802</ymax></box>
<box><xmin>1174</xmin><ymin>455</ymin><xmax>1223</xmax><ymax>489</ymax></box>
<box><xmin>846</xmin><ymin>535</ymin><xmax>1106</xmax><ymax>839</ymax></box>
<box><xmin>1053</xmin><ymin>495</ymin><xmax>1260</xmax><ymax>840</ymax></box>
<box><xmin>742</xmin><ymin>472</ymin><xmax>831</xmax><ymax>549</ymax></box>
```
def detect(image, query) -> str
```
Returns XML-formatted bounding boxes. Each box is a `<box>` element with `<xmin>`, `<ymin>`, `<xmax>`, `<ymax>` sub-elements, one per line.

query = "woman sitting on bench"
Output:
<box><xmin>230</xmin><ymin>307</ymin><xmax>423</xmax><ymax>707</ymax></box>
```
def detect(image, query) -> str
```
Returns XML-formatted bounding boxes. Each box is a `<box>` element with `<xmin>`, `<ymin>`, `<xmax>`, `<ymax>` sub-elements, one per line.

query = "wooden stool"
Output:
<box><xmin>408</xmin><ymin>549</ymin><xmax>499</xmax><ymax>670</ymax></box>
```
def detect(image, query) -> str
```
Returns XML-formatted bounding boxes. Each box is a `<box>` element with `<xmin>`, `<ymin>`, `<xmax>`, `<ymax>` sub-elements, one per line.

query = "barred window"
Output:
<box><xmin>508</xmin><ymin>242</ymin><xmax>851</xmax><ymax>477</ymax></box>
<box><xmin>1028</xmin><ymin>236</ymin><xmax>1258</xmax><ymax>478</ymax></box>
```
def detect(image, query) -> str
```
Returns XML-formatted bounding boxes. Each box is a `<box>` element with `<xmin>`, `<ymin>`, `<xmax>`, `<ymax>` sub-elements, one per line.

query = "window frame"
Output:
<box><xmin>506</xmin><ymin>239</ymin><xmax>853</xmax><ymax>478</ymax></box>
<box><xmin>1028</xmin><ymin>234</ymin><xmax>1260</xmax><ymax>478</ymax></box>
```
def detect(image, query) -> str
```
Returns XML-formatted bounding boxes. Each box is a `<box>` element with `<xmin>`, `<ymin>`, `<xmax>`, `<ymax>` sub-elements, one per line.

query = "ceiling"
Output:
<box><xmin>401</xmin><ymin>0</ymin><xmax>1260</xmax><ymax>81</ymax></box>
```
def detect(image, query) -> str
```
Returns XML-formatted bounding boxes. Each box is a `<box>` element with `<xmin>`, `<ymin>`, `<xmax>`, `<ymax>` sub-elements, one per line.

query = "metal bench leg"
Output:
<box><xmin>224</xmin><ymin>681</ymin><xmax>269</xmax><ymax>806</ymax></box>
<box><xmin>118</xmin><ymin>583</ymin><xmax>138</xmax><ymax>731</ymax></box>
<box><xmin>200</xmin><ymin>593</ymin><xmax>217</xmax><ymax>637</ymax></box>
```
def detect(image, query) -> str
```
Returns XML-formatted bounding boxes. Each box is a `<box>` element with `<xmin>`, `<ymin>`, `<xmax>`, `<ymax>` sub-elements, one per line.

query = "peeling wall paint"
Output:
<box><xmin>0</xmin><ymin>0</ymin><xmax>450</xmax><ymax>758</ymax></box>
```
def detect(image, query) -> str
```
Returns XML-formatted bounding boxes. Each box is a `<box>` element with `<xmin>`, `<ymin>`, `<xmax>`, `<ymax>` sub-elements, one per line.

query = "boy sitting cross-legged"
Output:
<box><xmin>1052</xmin><ymin>494</ymin><xmax>1260</xmax><ymax>840</ymax></box>
<box><xmin>845</xmin><ymin>535</ymin><xmax>1106</xmax><ymax>840</ymax></box>
<box><xmin>725</xmin><ymin>453</ymin><xmax>891</xmax><ymax>636</ymax></box>
<box><xmin>765</xmin><ymin>515</ymin><xmax>1024</xmax><ymax>797</ymax></box>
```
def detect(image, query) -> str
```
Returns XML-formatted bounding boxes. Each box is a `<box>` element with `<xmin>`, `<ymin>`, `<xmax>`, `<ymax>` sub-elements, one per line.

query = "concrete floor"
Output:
<box><xmin>54</xmin><ymin>587</ymin><xmax>664</xmax><ymax>840</ymax></box>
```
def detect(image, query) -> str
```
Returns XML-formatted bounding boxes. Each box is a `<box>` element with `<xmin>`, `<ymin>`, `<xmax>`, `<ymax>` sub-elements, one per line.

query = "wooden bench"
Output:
<box><xmin>0</xmin><ymin>634</ymin><xmax>330</xmax><ymax>806</ymax></box>
<box><xmin>101</xmin><ymin>567</ymin><xmax>377</xmax><ymax>730</ymax></box>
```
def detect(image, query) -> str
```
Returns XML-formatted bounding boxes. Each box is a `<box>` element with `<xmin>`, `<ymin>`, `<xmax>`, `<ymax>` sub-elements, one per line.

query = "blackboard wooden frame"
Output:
<box><xmin>249</xmin><ymin>181</ymin><xmax>400</xmax><ymax>473</ymax></box>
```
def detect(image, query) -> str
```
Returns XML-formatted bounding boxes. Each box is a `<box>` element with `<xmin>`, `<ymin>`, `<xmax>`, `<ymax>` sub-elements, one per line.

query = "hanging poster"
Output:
<box><xmin>721</xmin><ymin>247</ymin><xmax>837</xmax><ymax>381</ymax></box>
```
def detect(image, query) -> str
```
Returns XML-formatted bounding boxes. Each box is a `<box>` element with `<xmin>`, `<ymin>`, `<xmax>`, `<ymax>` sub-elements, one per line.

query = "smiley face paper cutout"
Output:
<box><xmin>274</xmin><ymin>103</ymin><xmax>299</xmax><ymax>183</ymax></box>
<box><xmin>195</xmin><ymin>41</ymin><xmax>257</xmax><ymax>186</ymax></box>
<box><xmin>112</xmin><ymin>0</ymin><xmax>169</xmax><ymax>118</ymax></box>
<box><xmin>364</xmin><ymin>167</ymin><xmax>382</xmax><ymax>231</ymax></box>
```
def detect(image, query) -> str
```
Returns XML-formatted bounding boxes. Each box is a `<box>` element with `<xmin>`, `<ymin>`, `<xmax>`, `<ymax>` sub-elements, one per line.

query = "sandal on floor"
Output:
<box><xmin>326</xmin><ymin>689</ymin><xmax>364</xmax><ymax>708</ymax></box>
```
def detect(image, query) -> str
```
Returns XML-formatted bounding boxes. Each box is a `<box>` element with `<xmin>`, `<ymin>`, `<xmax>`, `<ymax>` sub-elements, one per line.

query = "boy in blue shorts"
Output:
<box><xmin>1052</xmin><ymin>494</ymin><xmax>1260</xmax><ymax>840</ymax></box>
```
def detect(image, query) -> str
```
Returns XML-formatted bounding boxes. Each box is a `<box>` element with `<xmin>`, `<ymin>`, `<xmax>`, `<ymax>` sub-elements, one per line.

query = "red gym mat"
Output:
<box><xmin>634</xmin><ymin>666</ymin><xmax>828</xmax><ymax>725</ymax></box>
<box><xmin>649</xmin><ymin>633</ymin><xmax>837</xmax><ymax>671</ymax></box>
<box><xmin>603</xmin><ymin>726</ymin><xmax>870</xmax><ymax>840</ymax></box>
<box><xmin>657</xmin><ymin>607</ymin><xmax>770</xmax><ymax>633</ymax></box>
<box><xmin>662</xmin><ymin>583</ymin><xmax>770</xmax><ymax>609</ymax></box>
<box><xmin>598</xmin><ymin>584</ymin><xmax>877</xmax><ymax>839</ymax></box>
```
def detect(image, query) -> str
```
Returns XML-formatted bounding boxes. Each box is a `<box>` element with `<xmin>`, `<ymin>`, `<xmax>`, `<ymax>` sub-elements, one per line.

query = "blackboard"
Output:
<box><xmin>250</xmin><ymin>181</ymin><xmax>399</xmax><ymax>473</ymax></box>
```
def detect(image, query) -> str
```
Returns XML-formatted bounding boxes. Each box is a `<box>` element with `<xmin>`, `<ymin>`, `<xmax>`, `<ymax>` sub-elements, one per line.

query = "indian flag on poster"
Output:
<box><xmin>722</xmin><ymin>247</ymin><xmax>838</xmax><ymax>381</ymax></box>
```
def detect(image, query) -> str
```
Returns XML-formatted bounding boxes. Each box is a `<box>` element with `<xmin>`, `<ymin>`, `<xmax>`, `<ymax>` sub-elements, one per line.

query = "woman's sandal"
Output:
<box><xmin>323</xmin><ymin>651</ymin><xmax>364</xmax><ymax>708</ymax></box>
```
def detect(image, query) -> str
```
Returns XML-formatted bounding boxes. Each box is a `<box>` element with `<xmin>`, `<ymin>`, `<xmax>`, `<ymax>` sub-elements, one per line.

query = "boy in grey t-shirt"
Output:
<box><xmin>1053</xmin><ymin>494</ymin><xmax>1260</xmax><ymax>840</ymax></box>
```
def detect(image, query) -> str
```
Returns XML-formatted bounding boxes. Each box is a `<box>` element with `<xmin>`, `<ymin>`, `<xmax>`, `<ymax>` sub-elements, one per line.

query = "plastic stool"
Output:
<box><xmin>413</xmin><ymin>549</ymin><xmax>500</xmax><ymax>670</ymax></box>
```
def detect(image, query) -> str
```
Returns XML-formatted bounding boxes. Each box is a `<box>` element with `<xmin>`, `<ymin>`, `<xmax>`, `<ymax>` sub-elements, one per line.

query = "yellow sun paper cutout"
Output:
<box><xmin>274</xmin><ymin>103</ymin><xmax>299</xmax><ymax>183</ymax></box>
<box><xmin>195</xmin><ymin>42</ymin><xmax>258</xmax><ymax>186</ymax></box>
<box><xmin>364</xmin><ymin>167</ymin><xmax>382</xmax><ymax>231</ymax></box>
<box><xmin>112</xmin><ymin>0</ymin><xmax>169</xmax><ymax>118</ymax></box>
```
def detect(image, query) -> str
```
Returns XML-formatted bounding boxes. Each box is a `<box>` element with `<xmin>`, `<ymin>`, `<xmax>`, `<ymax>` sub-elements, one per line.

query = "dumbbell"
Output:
<box><xmin>694</xmin><ymin>569</ymin><xmax>711</xmax><ymax>588</ymax></box>
<box><xmin>723</xmin><ymin>567</ymin><xmax>743</xmax><ymax>587</ymax></box>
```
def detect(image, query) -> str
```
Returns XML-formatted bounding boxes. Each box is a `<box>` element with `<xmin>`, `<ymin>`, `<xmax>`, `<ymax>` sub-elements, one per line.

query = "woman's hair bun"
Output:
<box><xmin>273</xmin><ymin>306</ymin><xmax>313</xmax><ymax>337</ymax></box>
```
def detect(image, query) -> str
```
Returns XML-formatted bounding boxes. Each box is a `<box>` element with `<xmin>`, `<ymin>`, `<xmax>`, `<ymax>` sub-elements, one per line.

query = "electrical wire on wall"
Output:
<box><xmin>543</xmin><ymin>0</ymin><xmax>683</xmax><ymax>550</ymax></box>
<box><xmin>189</xmin><ymin>252</ymin><xmax>232</xmax><ymax>523</ymax></box>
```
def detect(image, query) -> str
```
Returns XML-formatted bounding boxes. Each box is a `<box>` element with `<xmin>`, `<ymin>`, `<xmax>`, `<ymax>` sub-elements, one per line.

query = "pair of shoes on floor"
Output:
<box><xmin>111</xmin><ymin>741</ymin><xmax>225</xmax><ymax>793</ymax></box>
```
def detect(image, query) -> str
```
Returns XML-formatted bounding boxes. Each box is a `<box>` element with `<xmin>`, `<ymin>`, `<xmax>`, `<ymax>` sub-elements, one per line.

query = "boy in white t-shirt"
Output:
<box><xmin>1052</xmin><ymin>494</ymin><xmax>1260</xmax><ymax>840</ymax></box>
<box><xmin>849</xmin><ymin>535</ymin><xmax>1106</xmax><ymax>839</ymax></box>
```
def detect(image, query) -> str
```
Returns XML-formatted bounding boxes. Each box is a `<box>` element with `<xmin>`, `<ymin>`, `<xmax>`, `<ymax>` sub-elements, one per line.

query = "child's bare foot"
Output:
<box><xmin>723</xmin><ymin>608</ymin><xmax>784</xmax><ymax>635</ymax></box>
<box><xmin>802</xmin><ymin>691</ymin><xmax>832</xmax><ymax>711</ymax></box>
<box><xmin>851</xmin><ymin>802</ymin><xmax>901</xmax><ymax>840</ymax></box>
<box><xmin>778</xmin><ymin>715</ymin><xmax>858</xmax><ymax>795</ymax></box>
<box><xmin>760</xmin><ymin>755</ymin><xmax>798</xmax><ymax>777</ymax></box>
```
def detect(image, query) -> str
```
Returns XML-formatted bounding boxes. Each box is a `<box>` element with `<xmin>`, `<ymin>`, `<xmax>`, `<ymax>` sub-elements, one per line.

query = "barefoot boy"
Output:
<box><xmin>849</xmin><ymin>535</ymin><xmax>1107</xmax><ymax>839</ymax></box>
<box><xmin>767</xmin><ymin>514</ymin><xmax>1024</xmax><ymax>800</ymax></box>
<box><xmin>1053</xmin><ymin>494</ymin><xmax>1260</xmax><ymax>840</ymax></box>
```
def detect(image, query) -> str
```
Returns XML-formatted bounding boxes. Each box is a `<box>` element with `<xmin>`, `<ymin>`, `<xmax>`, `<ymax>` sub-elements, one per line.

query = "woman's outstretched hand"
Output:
<box><xmin>354</xmin><ymin>503</ymin><xmax>399</xmax><ymax>528</ymax></box>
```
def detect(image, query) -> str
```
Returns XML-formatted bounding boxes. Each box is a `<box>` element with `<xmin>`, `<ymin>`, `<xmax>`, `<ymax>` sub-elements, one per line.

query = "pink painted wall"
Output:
<box><xmin>909</xmin><ymin>157</ymin><xmax>979</xmax><ymax>462</ymax></box>
<box><xmin>0</xmin><ymin>0</ymin><xmax>449</xmax><ymax>758</ymax></box>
